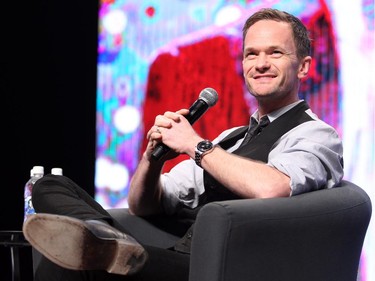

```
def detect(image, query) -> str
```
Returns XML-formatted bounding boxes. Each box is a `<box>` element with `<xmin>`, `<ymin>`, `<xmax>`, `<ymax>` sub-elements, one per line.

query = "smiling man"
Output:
<box><xmin>23</xmin><ymin>8</ymin><xmax>344</xmax><ymax>281</ymax></box>
<box><xmin>242</xmin><ymin>17</ymin><xmax>311</xmax><ymax>115</ymax></box>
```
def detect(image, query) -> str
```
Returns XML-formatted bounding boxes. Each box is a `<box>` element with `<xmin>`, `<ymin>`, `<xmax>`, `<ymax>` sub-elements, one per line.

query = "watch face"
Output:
<box><xmin>198</xmin><ymin>140</ymin><xmax>213</xmax><ymax>152</ymax></box>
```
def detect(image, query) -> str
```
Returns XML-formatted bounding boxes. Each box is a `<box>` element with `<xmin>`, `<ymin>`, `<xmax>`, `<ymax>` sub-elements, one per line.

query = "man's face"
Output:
<box><xmin>242</xmin><ymin>20</ymin><xmax>309</xmax><ymax>104</ymax></box>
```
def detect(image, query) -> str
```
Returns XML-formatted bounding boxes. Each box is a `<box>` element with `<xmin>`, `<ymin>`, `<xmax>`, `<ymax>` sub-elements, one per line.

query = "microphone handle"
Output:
<box><xmin>150</xmin><ymin>143</ymin><xmax>171</xmax><ymax>161</ymax></box>
<box><xmin>151</xmin><ymin>99</ymin><xmax>210</xmax><ymax>161</ymax></box>
<box><xmin>185</xmin><ymin>99</ymin><xmax>210</xmax><ymax>124</ymax></box>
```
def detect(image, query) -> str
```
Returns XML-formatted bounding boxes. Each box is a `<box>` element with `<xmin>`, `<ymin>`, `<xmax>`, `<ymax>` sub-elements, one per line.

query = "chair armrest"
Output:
<box><xmin>189</xmin><ymin>181</ymin><xmax>372</xmax><ymax>281</ymax></box>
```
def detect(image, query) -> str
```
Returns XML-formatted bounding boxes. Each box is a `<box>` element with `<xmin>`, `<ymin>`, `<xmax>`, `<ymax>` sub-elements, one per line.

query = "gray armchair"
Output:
<box><xmin>33</xmin><ymin>180</ymin><xmax>372</xmax><ymax>281</ymax></box>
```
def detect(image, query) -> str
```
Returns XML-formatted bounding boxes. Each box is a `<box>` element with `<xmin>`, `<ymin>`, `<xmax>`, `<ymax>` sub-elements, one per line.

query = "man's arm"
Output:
<box><xmin>197</xmin><ymin>146</ymin><xmax>291</xmax><ymax>198</ymax></box>
<box><xmin>128</xmin><ymin>153</ymin><xmax>165</xmax><ymax>216</ymax></box>
<box><xmin>128</xmin><ymin>109</ymin><xmax>190</xmax><ymax>216</ymax></box>
<box><xmin>154</xmin><ymin>111</ymin><xmax>291</xmax><ymax>200</ymax></box>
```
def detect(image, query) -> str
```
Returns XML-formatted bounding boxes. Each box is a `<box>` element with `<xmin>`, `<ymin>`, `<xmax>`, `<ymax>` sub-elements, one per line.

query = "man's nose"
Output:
<box><xmin>255</xmin><ymin>54</ymin><xmax>271</xmax><ymax>71</ymax></box>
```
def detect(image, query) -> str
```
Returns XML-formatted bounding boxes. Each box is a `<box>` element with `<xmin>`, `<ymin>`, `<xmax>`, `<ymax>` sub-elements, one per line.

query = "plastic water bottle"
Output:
<box><xmin>51</xmin><ymin>167</ymin><xmax>63</xmax><ymax>175</ymax></box>
<box><xmin>24</xmin><ymin>166</ymin><xmax>44</xmax><ymax>221</ymax></box>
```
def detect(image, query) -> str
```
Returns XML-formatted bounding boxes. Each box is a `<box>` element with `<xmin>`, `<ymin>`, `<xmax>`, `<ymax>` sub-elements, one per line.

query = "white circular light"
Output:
<box><xmin>95</xmin><ymin>157</ymin><xmax>113</xmax><ymax>190</ymax></box>
<box><xmin>95</xmin><ymin>157</ymin><xmax>129</xmax><ymax>192</ymax></box>
<box><xmin>215</xmin><ymin>5</ymin><xmax>242</xmax><ymax>26</ymax></box>
<box><xmin>107</xmin><ymin>163</ymin><xmax>129</xmax><ymax>192</ymax></box>
<box><xmin>113</xmin><ymin>105</ymin><xmax>141</xmax><ymax>134</ymax></box>
<box><xmin>103</xmin><ymin>9</ymin><xmax>127</xmax><ymax>35</ymax></box>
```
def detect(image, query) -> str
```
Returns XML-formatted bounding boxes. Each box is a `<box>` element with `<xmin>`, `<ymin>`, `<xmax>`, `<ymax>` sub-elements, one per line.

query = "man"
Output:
<box><xmin>23</xmin><ymin>8</ymin><xmax>344</xmax><ymax>281</ymax></box>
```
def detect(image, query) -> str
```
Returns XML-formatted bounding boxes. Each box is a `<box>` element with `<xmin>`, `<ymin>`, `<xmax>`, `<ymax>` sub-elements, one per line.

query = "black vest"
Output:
<box><xmin>201</xmin><ymin>101</ymin><xmax>314</xmax><ymax>203</ymax></box>
<box><xmin>173</xmin><ymin>101</ymin><xmax>315</xmax><ymax>253</ymax></box>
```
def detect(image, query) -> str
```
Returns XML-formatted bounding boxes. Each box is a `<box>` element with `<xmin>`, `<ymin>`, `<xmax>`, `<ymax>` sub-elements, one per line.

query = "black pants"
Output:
<box><xmin>31</xmin><ymin>175</ymin><xmax>190</xmax><ymax>281</ymax></box>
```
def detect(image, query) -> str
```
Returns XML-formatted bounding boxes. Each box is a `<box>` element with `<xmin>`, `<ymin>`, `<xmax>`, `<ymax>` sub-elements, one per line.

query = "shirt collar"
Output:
<box><xmin>251</xmin><ymin>100</ymin><xmax>304</xmax><ymax>123</ymax></box>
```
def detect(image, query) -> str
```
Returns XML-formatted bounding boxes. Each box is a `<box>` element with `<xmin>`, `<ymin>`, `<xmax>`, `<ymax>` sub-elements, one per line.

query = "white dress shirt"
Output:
<box><xmin>160</xmin><ymin>100</ymin><xmax>344</xmax><ymax>215</ymax></box>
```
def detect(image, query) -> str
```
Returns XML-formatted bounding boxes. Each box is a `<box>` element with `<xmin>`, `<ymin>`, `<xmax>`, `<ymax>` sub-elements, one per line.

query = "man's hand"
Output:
<box><xmin>145</xmin><ymin>109</ymin><xmax>200</xmax><ymax>161</ymax></box>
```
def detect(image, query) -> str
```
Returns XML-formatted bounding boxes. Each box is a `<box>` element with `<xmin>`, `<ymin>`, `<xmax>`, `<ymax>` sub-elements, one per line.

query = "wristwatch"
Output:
<box><xmin>195</xmin><ymin>140</ymin><xmax>214</xmax><ymax>167</ymax></box>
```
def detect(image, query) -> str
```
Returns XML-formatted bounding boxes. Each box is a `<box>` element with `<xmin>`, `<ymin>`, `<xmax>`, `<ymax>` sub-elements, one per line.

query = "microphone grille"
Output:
<box><xmin>199</xmin><ymin>88</ymin><xmax>218</xmax><ymax>107</ymax></box>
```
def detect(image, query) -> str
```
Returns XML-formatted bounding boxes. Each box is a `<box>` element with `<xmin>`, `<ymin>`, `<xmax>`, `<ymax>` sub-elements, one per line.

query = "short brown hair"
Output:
<box><xmin>242</xmin><ymin>8</ymin><xmax>311</xmax><ymax>59</ymax></box>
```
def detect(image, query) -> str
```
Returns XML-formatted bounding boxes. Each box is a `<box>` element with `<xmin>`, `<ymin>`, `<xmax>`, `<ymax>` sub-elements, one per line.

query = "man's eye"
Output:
<box><xmin>245</xmin><ymin>52</ymin><xmax>256</xmax><ymax>59</ymax></box>
<box><xmin>272</xmin><ymin>50</ymin><xmax>283</xmax><ymax>57</ymax></box>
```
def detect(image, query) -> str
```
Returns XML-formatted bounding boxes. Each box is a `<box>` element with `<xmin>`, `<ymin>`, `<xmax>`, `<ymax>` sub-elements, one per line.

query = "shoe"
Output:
<box><xmin>23</xmin><ymin>213</ymin><xmax>148</xmax><ymax>275</ymax></box>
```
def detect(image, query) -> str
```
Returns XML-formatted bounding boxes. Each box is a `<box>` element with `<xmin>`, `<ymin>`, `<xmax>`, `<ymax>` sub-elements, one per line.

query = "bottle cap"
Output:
<box><xmin>51</xmin><ymin>168</ymin><xmax>63</xmax><ymax>175</ymax></box>
<box><xmin>33</xmin><ymin>166</ymin><xmax>44</xmax><ymax>175</ymax></box>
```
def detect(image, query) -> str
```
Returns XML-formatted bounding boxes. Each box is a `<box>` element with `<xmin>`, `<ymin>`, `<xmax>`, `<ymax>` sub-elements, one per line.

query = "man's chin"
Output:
<box><xmin>249</xmin><ymin>91</ymin><xmax>275</xmax><ymax>100</ymax></box>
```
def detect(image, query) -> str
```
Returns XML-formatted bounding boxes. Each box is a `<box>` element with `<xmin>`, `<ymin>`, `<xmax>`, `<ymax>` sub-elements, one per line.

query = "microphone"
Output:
<box><xmin>151</xmin><ymin>87</ymin><xmax>219</xmax><ymax>161</ymax></box>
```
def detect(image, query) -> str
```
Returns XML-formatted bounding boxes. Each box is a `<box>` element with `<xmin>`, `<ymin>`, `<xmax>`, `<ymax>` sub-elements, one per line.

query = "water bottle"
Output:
<box><xmin>51</xmin><ymin>167</ymin><xmax>63</xmax><ymax>175</ymax></box>
<box><xmin>24</xmin><ymin>166</ymin><xmax>44</xmax><ymax>221</ymax></box>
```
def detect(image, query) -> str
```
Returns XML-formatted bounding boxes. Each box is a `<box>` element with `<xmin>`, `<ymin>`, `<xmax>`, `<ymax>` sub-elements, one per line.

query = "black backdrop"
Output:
<box><xmin>1</xmin><ymin>0</ymin><xmax>99</xmax><ymax>279</ymax></box>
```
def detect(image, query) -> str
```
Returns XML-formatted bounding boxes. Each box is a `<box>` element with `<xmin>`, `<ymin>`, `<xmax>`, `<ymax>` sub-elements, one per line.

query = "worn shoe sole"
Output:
<box><xmin>23</xmin><ymin>213</ymin><xmax>147</xmax><ymax>275</ymax></box>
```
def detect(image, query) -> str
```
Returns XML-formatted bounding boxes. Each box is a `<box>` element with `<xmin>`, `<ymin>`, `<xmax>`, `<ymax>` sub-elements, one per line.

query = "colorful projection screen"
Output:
<box><xmin>95</xmin><ymin>1</ymin><xmax>374</xmax><ymax>280</ymax></box>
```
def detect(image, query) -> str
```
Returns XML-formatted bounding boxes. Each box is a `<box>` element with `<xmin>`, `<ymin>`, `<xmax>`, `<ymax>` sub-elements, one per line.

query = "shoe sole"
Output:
<box><xmin>23</xmin><ymin>213</ymin><xmax>147</xmax><ymax>275</ymax></box>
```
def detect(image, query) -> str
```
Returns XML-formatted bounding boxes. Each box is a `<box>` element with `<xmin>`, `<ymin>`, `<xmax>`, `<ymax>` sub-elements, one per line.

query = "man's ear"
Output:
<box><xmin>298</xmin><ymin>56</ymin><xmax>312</xmax><ymax>79</ymax></box>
